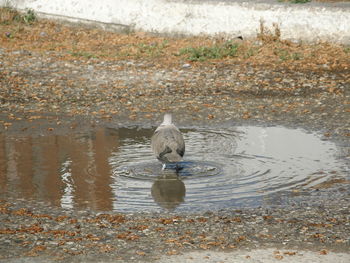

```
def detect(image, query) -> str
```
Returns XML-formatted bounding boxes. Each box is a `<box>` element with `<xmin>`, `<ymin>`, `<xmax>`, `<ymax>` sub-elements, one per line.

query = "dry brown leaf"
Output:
<box><xmin>274</xmin><ymin>254</ymin><xmax>283</xmax><ymax>260</ymax></box>
<box><xmin>99</xmin><ymin>245</ymin><xmax>114</xmax><ymax>253</ymax></box>
<box><xmin>166</xmin><ymin>250</ymin><xmax>178</xmax><ymax>255</ymax></box>
<box><xmin>283</xmin><ymin>251</ymin><xmax>297</xmax><ymax>256</ymax></box>
<box><xmin>319</xmin><ymin>249</ymin><xmax>328</xmax><ymax>255</ymax></box>
<box><xmin>199</xmin><ymin>243</ymin><xmax>209</xmax><ymax>250</ymax></box>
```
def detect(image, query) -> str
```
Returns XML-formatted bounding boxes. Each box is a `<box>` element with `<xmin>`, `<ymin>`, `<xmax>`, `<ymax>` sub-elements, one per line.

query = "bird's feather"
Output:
<box><xmin>151</xmin><ymin>115</ymin><xmax>185</xmax><ymax>164</ymax></box>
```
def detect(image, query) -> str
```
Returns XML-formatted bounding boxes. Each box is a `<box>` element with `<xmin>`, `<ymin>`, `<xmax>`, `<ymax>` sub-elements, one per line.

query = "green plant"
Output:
<box><xmin>179</xmin><ymin>41</ymin><xmax>239</xmax><ymax>61</ymax></box>
<box><xmin>0</xmin><ymin>6</ymin><xmax>36</xmax><ymax>24</ymax></box>
<box><xmin>22</xmin><ymin>9</ymin><xmax>36</xmax><ymax>24</ymax></box>
<box><xmin>136</xmin><ymin>40</ymin><xmax>168</xmax><ymax>57</ymax></box>
<box><xmin>274</xmin><ymin>48</ymin><xmax>290</xmax><ymax>61</ymax></box>
<box><xmin>291</xmin><ymin>52</ymin><xmax>302</xmax><ymax>60</ymax></box>
<box><xmin>274</xmin><ymin>49</ymin><xmax>303</xmax><ymax>61</ymax></box>
<box><xmin>244</xmin><ymin>47</ymin><xmax>258</xmax><ymax>59</ymax></box>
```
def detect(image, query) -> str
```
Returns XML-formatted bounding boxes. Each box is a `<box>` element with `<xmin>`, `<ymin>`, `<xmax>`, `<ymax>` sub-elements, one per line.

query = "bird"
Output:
<box><xmin>151</xmin><ymin>113</ymin><xmax>185</xmax><ymax>170</ymax></box>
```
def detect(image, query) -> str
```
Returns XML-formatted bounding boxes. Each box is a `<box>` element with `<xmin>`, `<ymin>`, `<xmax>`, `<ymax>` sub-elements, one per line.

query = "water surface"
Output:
<box><xmin>0</xmin><ymin>125</ymin><xmax>348</xmax><ymax>212</ymax></box>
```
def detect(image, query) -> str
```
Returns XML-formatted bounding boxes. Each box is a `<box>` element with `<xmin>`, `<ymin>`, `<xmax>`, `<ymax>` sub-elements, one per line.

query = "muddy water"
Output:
<box><xmin>0</xmin><ymin>125</ymin><xmax>348</xmax><ymax>212</ymax></box>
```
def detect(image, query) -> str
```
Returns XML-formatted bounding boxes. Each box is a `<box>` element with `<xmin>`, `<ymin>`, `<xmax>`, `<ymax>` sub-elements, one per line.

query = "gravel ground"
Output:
<box><xmin>0</xmin><ymin>197</ymin><xmax>349</xmax><ymax>262</ymax></box>
<box><xmin>0</xmin><ymin>17</ymin><xmax>349</xmax><ymax>262</ymax></box>
<box><xmin>156</xmin><ymin>249</ymin><xmax>350</xmax><ymax>263</ymax></box>
<box><xmin>1</xmin><ymin>46</ymin><xmax>349</xmax><ymax>139</ymax></box>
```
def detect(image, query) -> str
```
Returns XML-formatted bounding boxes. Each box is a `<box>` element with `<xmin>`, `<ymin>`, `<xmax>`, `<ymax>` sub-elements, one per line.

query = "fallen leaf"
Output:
<box><xmin>99</xmin><ymin>245</ymin><xmax>114</xmax><ymax>253</ymax></box>
<box><xmin>199</xmin><ymin>243</ymin><xmax>209</xmax><ymax>250</ymax></box>
<box><xmin>235</xmin><ymin>236</ymin><xmax>246</xmax><ymax>242</ymax></box>
<box><xmin>242</xmin><ymin>112</ymin><xmax>251</xmax><ymax>119</ymax></box>
<box><xmin>129</xmin><ymin>225</ymin><xmax>148</xmax><ymax>231</ymax></box>
<box><xmin>319</xmin><ymin>249</ymin><xmax>328</xmax><ymax>255</ymax></box>
<box><xmin>197</xmin><ymin>217</ymin><xmax>207</xmax><ymax>223</ymax></box>
<box><xmin>274</xmin><ymin>254</ymin><xmax>283</xmax><ymax>260</ymax></box>
<box><xmin>283</xmin><ymin>251</ymin><xmax>297</xmax><ymax>256</ymax></box>
<box><xmin>33</xmin><ymin>245</ymin><xmax>46</xmax><ymax>252</ymax></box>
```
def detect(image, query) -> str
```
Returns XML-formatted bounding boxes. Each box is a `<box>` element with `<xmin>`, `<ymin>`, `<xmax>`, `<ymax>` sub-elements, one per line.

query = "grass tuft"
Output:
<box><xmin>274</xmin><ymin>48</ymin><xmax>304</xmax><ymax>61</ymax></box>
<box><xmin>179</xmin><ymin>41</ymin><xmax>239</xmax><ymax>61</ymax></box>
<box><xmin>135</xmin><ymin>40</ymin><xmax>169</xmax><ymax>57</ymax></box>
<box><xmin>0</xmin><ymin>7</ymin><xmax>37</xmax><ymax>25</ymax></box>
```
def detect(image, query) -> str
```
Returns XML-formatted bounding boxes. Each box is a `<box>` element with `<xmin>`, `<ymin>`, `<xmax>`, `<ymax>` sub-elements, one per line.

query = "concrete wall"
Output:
<box><xmin>1</xmin><ymin>0</ymin><xmax>350</xmax><ymax>44</ymax></box>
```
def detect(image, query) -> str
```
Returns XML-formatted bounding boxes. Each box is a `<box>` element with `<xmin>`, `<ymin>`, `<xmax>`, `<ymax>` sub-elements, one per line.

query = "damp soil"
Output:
<box><xmin>0</xmin><ymin>18</ymin><xmax>350</xmax><ymax>262</ymax></box>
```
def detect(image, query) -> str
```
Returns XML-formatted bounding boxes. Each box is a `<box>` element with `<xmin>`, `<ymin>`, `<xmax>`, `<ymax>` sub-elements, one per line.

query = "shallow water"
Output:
<box><xmin>0</xmin><ymin>125</ymin><xmax>348</xmax><ymax>212</ymax></box>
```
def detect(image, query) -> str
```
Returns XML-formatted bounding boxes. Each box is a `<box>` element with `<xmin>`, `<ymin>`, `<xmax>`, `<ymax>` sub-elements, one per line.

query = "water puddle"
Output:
<box><xmin>0</xmin><ymin>125</ymin><xmax>348</xmax><ymax>212</ymax></box>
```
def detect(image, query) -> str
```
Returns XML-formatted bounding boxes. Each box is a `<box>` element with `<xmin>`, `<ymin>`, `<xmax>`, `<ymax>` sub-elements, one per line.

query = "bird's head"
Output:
<box><xmin>162</xmin><ymin>113</ymin><xmax>172</xmax><ymax>125</ymax></box>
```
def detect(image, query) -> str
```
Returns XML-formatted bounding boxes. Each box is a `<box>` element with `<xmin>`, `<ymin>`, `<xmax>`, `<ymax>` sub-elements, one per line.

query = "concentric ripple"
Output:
<box><xmin>108</xmin><ymin>126</ymin><xmax>349</xmax><ymax>212</ymax></box>
<box><xmin>115</xmin><ymin>160</ymin><xmax>223</xmax><ymax>180</ymax></box>
<box><xmin>0</xmin><ymin>125</ymin><xmax>348</xmax><ymax>212</ymax></box>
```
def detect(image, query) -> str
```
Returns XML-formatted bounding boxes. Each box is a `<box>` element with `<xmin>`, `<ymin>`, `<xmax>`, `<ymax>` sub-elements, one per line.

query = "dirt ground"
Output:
<box><xmin>0</xmin><ymin>11</ymin><xmax>349</xmax><ymax>262</ymax></box>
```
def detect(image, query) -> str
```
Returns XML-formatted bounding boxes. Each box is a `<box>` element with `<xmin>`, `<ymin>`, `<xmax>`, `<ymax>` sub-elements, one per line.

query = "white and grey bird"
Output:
<box><xmin>151</xmin><ymin>114</ymin><xmax>185</xmax><ymax>170</ymax></box>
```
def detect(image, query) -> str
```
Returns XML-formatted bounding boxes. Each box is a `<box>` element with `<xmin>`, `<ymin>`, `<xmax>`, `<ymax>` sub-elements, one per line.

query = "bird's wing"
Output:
<box><xmin>151</xmin><ymin>125</ymin><xmax>185</xmax><ymax>162</ymax></box>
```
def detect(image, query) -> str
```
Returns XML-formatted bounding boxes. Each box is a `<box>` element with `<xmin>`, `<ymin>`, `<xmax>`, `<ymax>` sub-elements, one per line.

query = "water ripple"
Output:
<box><xmin>107</xmin><ymin>126</ymin><xmax>349</xmax><ymax>212</ymax></box>
<box><xmin>1</xmin><ymin>125</ymin><xmax>348</xmax><ymax>212</ymax></box>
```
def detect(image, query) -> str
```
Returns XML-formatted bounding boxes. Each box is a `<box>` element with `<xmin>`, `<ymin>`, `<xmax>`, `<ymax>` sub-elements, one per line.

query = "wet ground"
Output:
<box><xmin>0</xmin><ymin>17</ymin><xmax>350</xmax><ymax>262</ymax></box>
<box><xmin>0</xmin><ymin>116</ymin><xmax>349</xmax><ymax>262</ymax></box>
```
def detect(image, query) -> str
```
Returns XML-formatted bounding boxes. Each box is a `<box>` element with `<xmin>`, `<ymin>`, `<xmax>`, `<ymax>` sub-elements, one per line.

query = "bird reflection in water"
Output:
<box><xmin>151</xmin><ymin>169</ymin><xmax>186</xmax><ymax>211</ymax></box>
